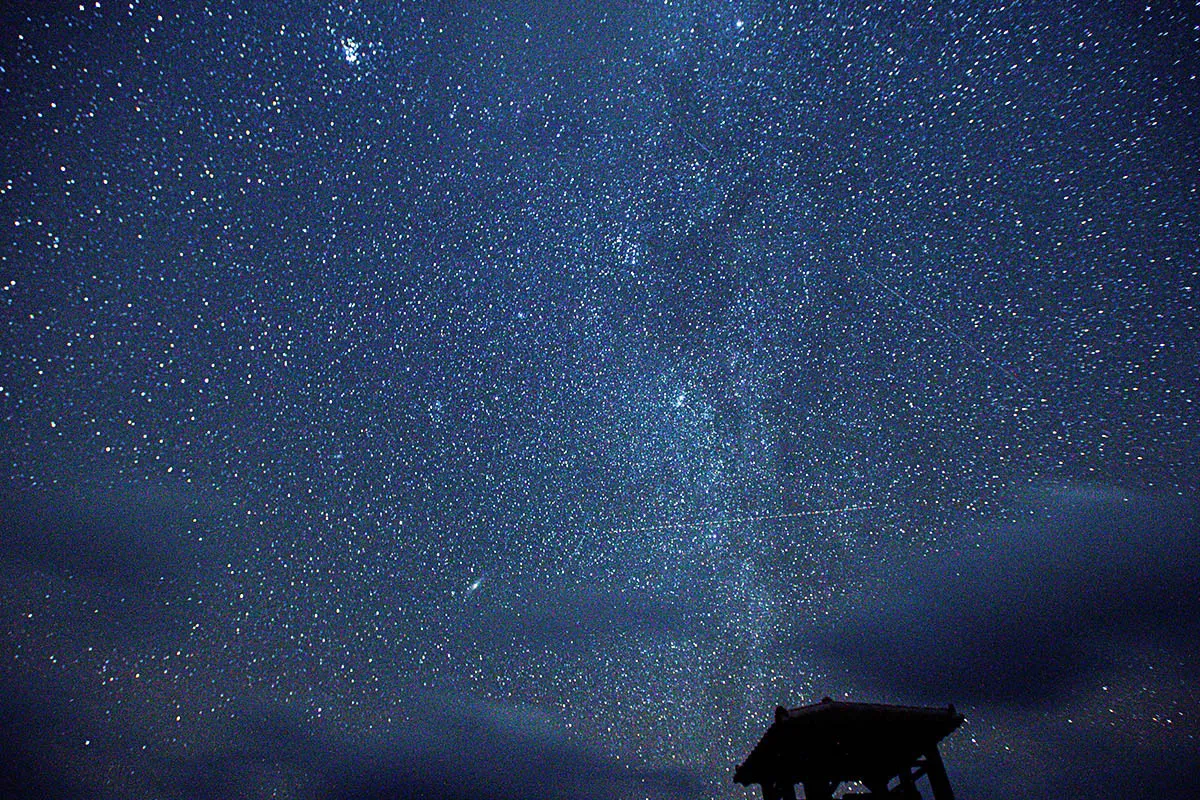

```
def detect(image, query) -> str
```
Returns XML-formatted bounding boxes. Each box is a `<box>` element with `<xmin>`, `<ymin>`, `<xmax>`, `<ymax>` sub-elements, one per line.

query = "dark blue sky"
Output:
<box><xmin>2</xmin><ymin>2</ymin><xmax>1197</xmax><ymax>798</ymax></box>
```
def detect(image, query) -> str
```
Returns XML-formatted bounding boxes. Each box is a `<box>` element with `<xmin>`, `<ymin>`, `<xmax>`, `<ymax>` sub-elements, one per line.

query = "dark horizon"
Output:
<box><xmin>2</xmin><ymin>1</ymin><xmax>1198</xmax><ymax>798</ymax></box>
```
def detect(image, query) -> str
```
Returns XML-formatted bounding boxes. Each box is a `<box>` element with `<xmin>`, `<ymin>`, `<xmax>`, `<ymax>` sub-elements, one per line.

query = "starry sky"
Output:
<box><xmin>2</xmin><ymin>1</ymin><xmax>1198</xmax><ymax>798</ymax></box>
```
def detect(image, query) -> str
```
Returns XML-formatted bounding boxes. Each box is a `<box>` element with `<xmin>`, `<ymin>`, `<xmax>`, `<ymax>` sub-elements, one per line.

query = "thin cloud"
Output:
<box><xmin>804</xmin><ymin>486</ymin><xmax>1199</xmax><ymax>705</ymax></box>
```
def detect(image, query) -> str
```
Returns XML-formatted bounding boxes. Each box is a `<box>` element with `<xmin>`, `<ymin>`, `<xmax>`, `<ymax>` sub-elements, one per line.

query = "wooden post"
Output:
<box><xmin>898</xmin><ymin>767</ymin><xmax>921</xmax><ymax>799</ymax></box>
<box><xmin>762</xmin><ymin>781</ymin><xmax>797</xmax><ymax>800</ymax></box>
<box><xmin>923</xmin><ymin>747</ymin><xmax>955</xmax><ymax>800</ymax></box>
<box><xmin>801</xmin><ymin>778</ymin><xmax>833</xmax><ymax>800</ymax></box>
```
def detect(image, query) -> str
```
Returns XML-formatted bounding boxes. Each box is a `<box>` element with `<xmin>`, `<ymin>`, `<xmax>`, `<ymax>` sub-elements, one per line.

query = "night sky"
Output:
<box><xmin>2</xmin><ymin>1</ymin><xmax>1198</xmax><ymax>798</ymax></box>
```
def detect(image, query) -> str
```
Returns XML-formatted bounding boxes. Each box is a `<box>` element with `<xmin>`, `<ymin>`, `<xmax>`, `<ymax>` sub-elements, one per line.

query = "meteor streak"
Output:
<box><xmin>604</xmin><ymin>504</ymin><xmax>876</xmax><ymax>536</ymax></box>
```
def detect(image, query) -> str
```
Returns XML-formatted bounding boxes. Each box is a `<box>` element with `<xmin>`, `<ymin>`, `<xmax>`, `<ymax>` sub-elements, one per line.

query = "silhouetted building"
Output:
<box><xmin>734</xmin><ymin>699</ymin><xmax>964</xmax><ymax>800</ymax></box>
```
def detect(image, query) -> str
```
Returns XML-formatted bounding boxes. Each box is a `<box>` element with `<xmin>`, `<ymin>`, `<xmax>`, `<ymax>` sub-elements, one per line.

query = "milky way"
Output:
<box><xmin>2</xmin><ymin>2</ymin><xmax>1198</xmax><ymax>798</ymax></box>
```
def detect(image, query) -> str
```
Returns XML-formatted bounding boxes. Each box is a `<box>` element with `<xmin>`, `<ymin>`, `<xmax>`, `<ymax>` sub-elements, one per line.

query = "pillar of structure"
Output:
<box><xmin>923</xmin><ymin>747</ymin><xmax>955</xmax><ymax>800</ymax></box>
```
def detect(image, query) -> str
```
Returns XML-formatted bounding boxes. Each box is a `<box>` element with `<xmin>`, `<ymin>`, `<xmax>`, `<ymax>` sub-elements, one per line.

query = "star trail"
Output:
<box><xmin>2</xmin><ymin>2</ymin><xmax>1198</xmax><ymax>798</ymax></box>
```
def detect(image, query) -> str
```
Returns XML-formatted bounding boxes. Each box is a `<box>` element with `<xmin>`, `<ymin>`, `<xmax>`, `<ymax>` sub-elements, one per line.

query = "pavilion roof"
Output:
<box><xmin>734</xmin><ymin>699</ymin><xmax>964</xmax><ymax>789</ymax></box>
